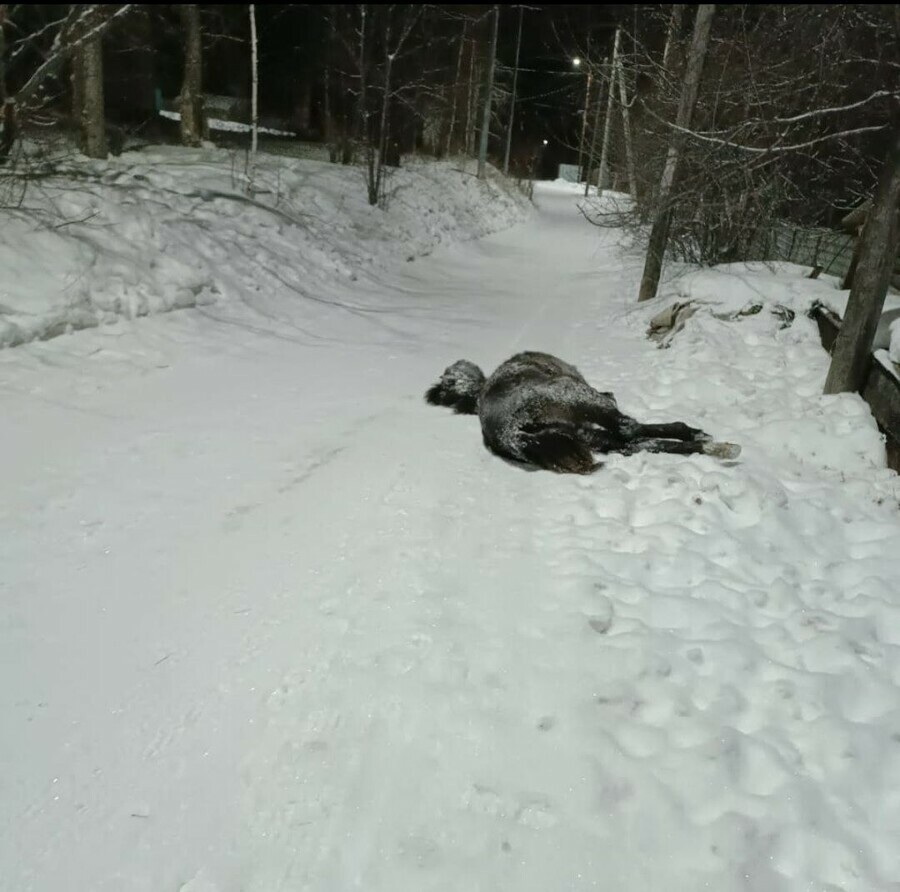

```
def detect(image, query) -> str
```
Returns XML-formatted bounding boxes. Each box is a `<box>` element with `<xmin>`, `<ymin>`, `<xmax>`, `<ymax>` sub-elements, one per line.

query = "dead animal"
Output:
<box><xmin>426</xmin><ymin>351</ymin><xmax>741</xmax><ymax>474</ymax></box>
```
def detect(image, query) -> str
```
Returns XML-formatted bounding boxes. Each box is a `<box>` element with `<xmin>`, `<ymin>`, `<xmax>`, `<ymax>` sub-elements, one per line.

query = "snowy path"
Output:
<box><xmin>3</xmin><ymin>182</ymin><xmax>900</xmax><ymax>892</ymax></box>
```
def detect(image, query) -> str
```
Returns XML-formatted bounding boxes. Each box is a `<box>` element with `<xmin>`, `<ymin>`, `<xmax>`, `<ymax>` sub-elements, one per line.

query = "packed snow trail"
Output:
<box><xmin>2</xmin><ymin>179</ymin><xmax>900</xmax><ymax>892</ymax></box>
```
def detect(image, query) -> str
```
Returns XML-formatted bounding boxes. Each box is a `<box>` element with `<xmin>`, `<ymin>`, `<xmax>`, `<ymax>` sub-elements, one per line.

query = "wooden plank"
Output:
<box><xmin>811</xmin><ymin>304</ymin><xmax>842</xmax><ymax>353</ymax></box>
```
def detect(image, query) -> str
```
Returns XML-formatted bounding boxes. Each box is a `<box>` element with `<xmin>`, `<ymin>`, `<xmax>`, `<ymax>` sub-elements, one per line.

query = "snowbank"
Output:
<box><xmin>0</xmin><ymin>148</ymin><xmax>530</xmax><ymax>348</ymax></box>
<box><xmin>633</xmin><ymin>260</ymin><xmax>896</xmax><ymax>479</ymax></box>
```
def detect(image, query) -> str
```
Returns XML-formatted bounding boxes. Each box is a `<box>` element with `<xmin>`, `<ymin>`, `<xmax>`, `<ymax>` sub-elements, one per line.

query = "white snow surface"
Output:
<box><xmin>890</xmin><ymin>316</ymin><xmax>900</xmax><ymax>365</ymax></box>
<box><xmin>2</xmin><ymin>173</ymin><xmax>900</xmax><ymax>892</ymax></box>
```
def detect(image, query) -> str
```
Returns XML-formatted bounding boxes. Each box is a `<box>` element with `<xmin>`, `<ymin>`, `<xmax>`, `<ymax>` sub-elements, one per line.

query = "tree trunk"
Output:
<box><xmin>356</xmin><ymin>4</ymin><xmax>368</xmax><ymax>150</ymax></box>
<box><xmin>661</xmin><ymin>4</ymin><xmax>684</xmax><ymax>75</ymax></box>
<box><xmin>465</xmin><ymin>49</ymin><xmax>478</xmax><ymax>157</ymax></box>
<box><xmin>179</xmin><ymin>4</ymin><xmax>203</xmax><ymax>147</ymax></box>
<box><xmin>824</xmin><ymin>117</ymin><xmax>900</xmax><ymax>395</ymax></box>
<box><xmin>1</xmin><ymin>3</ymin><xmax>17</xmax><ymax>163</ymax></box>
<box><xmin>373</xmin><ymin>47</ymin><xmax>393</xmax><ymax>205</ymax></box>
<box><xmin>323</xmin><ymin>9</ymin><xmax>336</xmax><ymax>160</ymax></box>
<box><xmin>71</xmin><ymin>33</ymin><xmax>85</xmax><ymax>129</ymax></box>
<box><xmin>638</xmin><ymin>4</ymin><xmax>715</xmax><ymax>302</ymax></box>
<box><xmin>597</xmin><ymin>27</ymin><xmax>621</xmax><ymax>192</ymax></box>
<box><xmin>445</xmin><ymin>19</ymin><xmax>467</xmax><ymax>158</ymax></box>
<box><xmin>249</xmin><ymin>3</ymin><xmax>258</xmax><ymax>154</ymax></box>
<box><xmin>0</xmin><ymin>6</ymin><xmax>6</xmax><ymax>106</ymax></box>
<box><xmin>477</xmin><ymin>4</ymin><xmax>499</xmax><ymax>179</ymax></box>
<box><xmin>78</xmin><ymin>31</ymin><xmax>107</xmax><ymax>158</ymax></box>
<box><xmin>616</xmin><ymin>42</ymin><xmax>637</xmax><ymax>198</ymax></box>
<box><xmin>502</xmin><ymin>5</ymin><xmax>523</xmax><ymax>176</ymax></box>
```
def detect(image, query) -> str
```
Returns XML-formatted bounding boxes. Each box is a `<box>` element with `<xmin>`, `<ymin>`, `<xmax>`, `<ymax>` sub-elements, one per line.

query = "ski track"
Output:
<box><xmin>2</xmin><ymin>182</ymin><xmax>900</xmax><ymax>892</ymax></box>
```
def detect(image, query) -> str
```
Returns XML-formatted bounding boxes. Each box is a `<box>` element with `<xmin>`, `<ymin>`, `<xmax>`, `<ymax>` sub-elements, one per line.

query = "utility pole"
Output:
<box><xmin>574</xmin><ymin>59</ymin><xmax>592</xmax><ymax>184</ymax></box>
<box><xmin>249</xmin><ymin>3</ymin><xmax>258</xmax><ymax>154</ymax></box>
<box><xmin>597</xmin><ymin>26</ymin><xmax>621</xmax><ymax>192</ymax></box>
<box><xmin>584</xmin><ymin>57</ymin><xmax>607</xmax><ymax>197</ymax></box>
<box><xmin>502</xmin><ymin>5</ymin><xmax>524</xmax><ymax>176</ymax></box>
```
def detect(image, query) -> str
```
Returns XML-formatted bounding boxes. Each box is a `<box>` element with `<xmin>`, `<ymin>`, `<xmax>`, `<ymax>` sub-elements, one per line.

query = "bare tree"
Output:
<box><xmin>465</xmin><ymin>41</ymin><xmax>479</xmax><ymax>157</ymax></box>
<box><xmin>444</xmin><ymin>18</ymin><xmax>467</xmax><ymax>157</ymax></box>
<box><xmin>366</xmin><ymin>5</ymin><xmax>421</xmax><ymax>205</ymax></box>
<box><xmin>638</xmin><ymin>4</ymin><xmax>715</xmax><ymax>302</ymax></box>
<box><xmin>824</xmin><ymin>116</ymin><xmax>900</xmax><ymax>394</ymax></box>
<box><xmin>476</xmin><ymin>4</ymin><xmax>499</xmax><ymax>179</ymax></box>
<box><xmin>179</xmin><ymin>5</ymin><xmax>203</xmax><ymax>148</ymax></box>
<box><xmin>12</xmin><ymin>5</ymin><xmax>132</xmax><ymax>117</ymax></box>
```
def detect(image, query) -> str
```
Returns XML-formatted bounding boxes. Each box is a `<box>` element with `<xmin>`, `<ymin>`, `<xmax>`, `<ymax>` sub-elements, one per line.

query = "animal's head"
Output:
<box><xmin>425</xmin><ymin>360</ymin><xmax>486</xmax><ymax>415</ymax></box>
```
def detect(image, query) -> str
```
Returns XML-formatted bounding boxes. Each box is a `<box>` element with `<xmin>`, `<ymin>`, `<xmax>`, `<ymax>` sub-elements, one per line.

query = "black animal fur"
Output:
<box><xmin>425</xmin><ymin>351</ymin><xmax>740</xmax><ymax>474</ymax></box>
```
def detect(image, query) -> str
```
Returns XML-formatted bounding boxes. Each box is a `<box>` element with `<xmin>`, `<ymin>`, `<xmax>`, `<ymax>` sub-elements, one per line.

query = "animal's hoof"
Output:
<box><xmin>702</xmin><ymin>441</ymin><xmax>741</xmax><ymax>460</ymax></box>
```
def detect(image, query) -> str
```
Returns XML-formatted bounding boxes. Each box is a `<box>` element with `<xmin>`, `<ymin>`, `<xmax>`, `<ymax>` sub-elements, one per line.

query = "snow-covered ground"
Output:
<box><xmin>0</xmin><ymin>147</ymin><xmax>527</xmax><ymax>348</ymax></box>
<box><xmin>2</xmin><ymin>168</ymin><xmax>900</xmax><ymax>892</ymax></box>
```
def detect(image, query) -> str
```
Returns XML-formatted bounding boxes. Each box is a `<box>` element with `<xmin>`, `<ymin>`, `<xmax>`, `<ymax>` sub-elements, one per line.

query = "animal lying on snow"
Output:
<box><xmin>426</xmin><ymin>351</ymin><xmax>741</xmax><ymax>474</ymax></box>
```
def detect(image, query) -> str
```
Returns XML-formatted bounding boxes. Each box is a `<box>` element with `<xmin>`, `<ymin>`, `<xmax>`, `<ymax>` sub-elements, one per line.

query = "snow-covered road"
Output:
<box><xmin>3</xmin><ymin>180</ymin><xmax>900</xmax><ymax>892</ymax></box>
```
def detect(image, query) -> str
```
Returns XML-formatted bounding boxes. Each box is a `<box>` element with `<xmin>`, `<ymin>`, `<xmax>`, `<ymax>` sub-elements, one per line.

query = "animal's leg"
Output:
<box><xmin>571</xmin><ymin>384</ymin><xmax>710</xmax><ymax>446</ymax></box>
<box><xmin>613</xmin><ymin>437</ymin><xmax>741</xmax><ymax>460</ymax></box>
<box><xmin>579</xmin><ymin>405</ymin><xmax>707</xmax><ymax>443</ymax></box>
<box><xmin>613</xmin><ymin>437</ymin><xmax>707</xmax><ymax>456</ymax></box>
<box><xmin>628</xmin><ymin>420</ymin><xmax>711</xmax><ymax>443</ymax></box>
